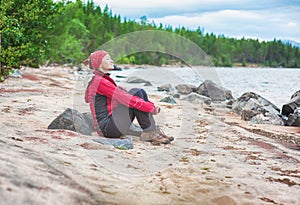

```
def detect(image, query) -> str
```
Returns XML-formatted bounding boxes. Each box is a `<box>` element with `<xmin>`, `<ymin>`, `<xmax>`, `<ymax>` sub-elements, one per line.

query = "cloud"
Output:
<box><xmin>148</xmin><ymin>7</ymin><xmax>300</xmax><ymax>41</ymax></box>
<box><xmin>92</xmin><ymin>0</ymin><xmax>300</xmax><ymax>41</ymax></box>
<box><xmin>95</xmin><ymin>0</ymin><xmax>299</xmax><ymax>18</ymax></box>
<box><xmin>287</xmin><ymin>22</ymin><xmax>297</xmax><ymax>27</ymax></box>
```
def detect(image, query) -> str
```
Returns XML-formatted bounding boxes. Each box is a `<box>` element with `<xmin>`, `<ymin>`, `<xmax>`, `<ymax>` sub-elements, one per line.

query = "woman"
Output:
<box><xmin>84</xmin><ymin>50</ymin><xmax>173</xmax><ymax>145</ymax></box>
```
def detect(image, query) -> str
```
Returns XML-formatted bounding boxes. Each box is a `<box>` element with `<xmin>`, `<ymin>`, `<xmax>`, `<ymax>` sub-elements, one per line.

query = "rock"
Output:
<box><xmin>48</xmin><ymin>108</ymin><xmax>94</xmax><ymax>135</ymax></box>
<box><xmin>250</xmin><ymin>113</ymin><xmax>284</xmax><ymax>125</ymax></box>
<box><xmin>159</xmin><ymin>96</ymin><xmax>177</xmax><ymax>104</ymax></box>
<box><xmin>144</xmin><ymin>81</ymin><xmax>152</xmax><ymax>86</ymax></box>
<box><xmin>291</xmin><ymin>90</ymin><xmax>300</xmax><ymax>99</ymax></box>
<box><xmin>116</xmin><ymin>75</ymin><xmax>127</xmax><ymax>78</ymax></box>
<box><xmin>281</xmin><ymin>90</ymin><xmax>300</xmax><ymax>117</ymax></box>
<box><xmin>196</xmin><ymin>80</ymin><xmax>233</xmax><ymax>101</ymax></box>
<box><xmin>294</xmin><ymin>108</ymin><xmax>300</xmax><ymax>116</ymax></box>
<box><xmin>126</xmin><ymin>76</ymin><xmax>149</xmax><ymax>84</ymax></box>
<box><xmin>241</xmin><ymin>110</ymin><xmax>261</xmax><ymax>121</ymax></box>
<box><xmin>72</xmin><ymin>66</ymin><xmax>80</xmax><ymax>72</ymax></box>
<box><xmin>190</xmin><ymin>85</ymin><xmax>197</xmax><ymax>92</ymax></box>
<box><xmin>226</xmin><ymin>99</ymin><xmax>235</xmax><ymax>107</ymax></box>
<box><xmin>82</xmin><ymin>112</ymin><xmax>94</xmax><ymax>130</ymax></box>
<box><xmin>283</xmin><ymin>108</ymin><xmax>300</xmax><ymax>126</ymax></box>
<box><xmin>113</xmin><ymin>64</ymin><xmax>122</xmax><ymax>71</ymax></box>
<box><xmin>232</xmin><ymin>92</ymin><xmax>280</xmax><ymax>114</ymax></box>
<box><xmin>281</xmin><ymin>90</ymin><xmax>300</xmax><ymax>126</ymax></box>
<box><xmin>10</xmin><ymin>69</ymin><xmax>23</xmax><ymax>78</ymax></box>
<box><xmin>173</xmin><ymin>93</ymin><xmax>181</xmax><ymax>98</ymax></box>
<box><xmin>49</xmin><ymin>110</ymin><xmax>144</xmax><ymax>135</ymax></box>
<box><xmin>175</xmin><ymin>84</ymin><xmax>195</xmax><ymax>95</ymax></box>
<box><xmin>232</xmin><ymin>92</ymin><xmax>283</xmax><ymax>125</ymax></box>
<box><xmin>157</xmin><ymin>84</ymin><xmax>174</xmax><ymax>92</ymax></box>
<box><xmin>181</xmin><ymin>93</ymin><xmax>212</xmax><ymax>105</ymax></box>
<box><xmin>93</xmin><ymin>137</ymin><xmax>133</xmax><ymax>150</ymax></box>
<box><xmin>292</xmin><ymin>111</ymin><xmax>300</xmax><ymax>126</ymax></box>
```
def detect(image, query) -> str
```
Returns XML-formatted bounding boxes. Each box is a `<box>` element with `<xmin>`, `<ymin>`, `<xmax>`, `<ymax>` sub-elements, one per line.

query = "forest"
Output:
<box><xmin>1</xmin><ymin>0</ymin><xmax>300</xmax><ymax>80</ymax></box>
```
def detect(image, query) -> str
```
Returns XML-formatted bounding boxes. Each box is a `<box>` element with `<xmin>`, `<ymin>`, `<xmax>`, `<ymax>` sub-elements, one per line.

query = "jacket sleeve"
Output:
<box><xmin>97</xmin><ymin>78</ymin><xmax>156</xmax><ymax>113</ymax></box>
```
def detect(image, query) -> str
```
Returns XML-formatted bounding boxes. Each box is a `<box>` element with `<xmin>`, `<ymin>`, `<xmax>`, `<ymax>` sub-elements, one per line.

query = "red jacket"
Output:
<box><xmin>85</xmin><ymin>70</ymin><xmax>156</xmax><ymax>131</ymax></box>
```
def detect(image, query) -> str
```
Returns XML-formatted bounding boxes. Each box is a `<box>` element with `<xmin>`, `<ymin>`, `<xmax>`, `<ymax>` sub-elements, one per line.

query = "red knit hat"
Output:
<box><xmin>89</xmin><ymin>50</ymin><xmax>108</xmax><ymax>69</ymax></box>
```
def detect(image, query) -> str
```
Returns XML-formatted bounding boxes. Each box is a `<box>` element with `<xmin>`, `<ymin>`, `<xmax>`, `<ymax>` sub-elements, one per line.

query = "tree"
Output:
<box><xmin>0</xmin><ymin>0</ymin><xmax>56</xmax><ymax>81</ymax></box>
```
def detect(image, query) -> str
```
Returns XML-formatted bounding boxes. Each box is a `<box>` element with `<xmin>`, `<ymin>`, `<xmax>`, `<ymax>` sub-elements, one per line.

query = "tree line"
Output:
<box><xmin>1</xmin><ymin>0</ymin><xmax>300</xmax><ymax>81</ymax></box>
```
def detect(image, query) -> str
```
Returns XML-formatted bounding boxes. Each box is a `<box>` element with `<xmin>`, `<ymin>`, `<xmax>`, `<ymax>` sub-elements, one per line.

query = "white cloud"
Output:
<box><xmin>88</xmin><ymin>0</ymin><xmax>300</xmax><ymax>42</ymax></box>
<box><xmin>95</xmin><ymin>0</ymin><xmax>295</xmax><ymax>18</ymax></box>
<box><xmin>148</xmin><ymin>7</ymin><xmax>300</xmax><ymax>42</ymax></box>
<box><xmin>287</xmin><ymin>22</ymin><xmax>297</xmax><ymax>27</ymax></box>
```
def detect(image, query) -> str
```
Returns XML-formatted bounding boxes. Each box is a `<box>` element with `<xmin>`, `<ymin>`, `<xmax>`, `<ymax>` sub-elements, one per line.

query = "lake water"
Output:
<box><xmin>216</xmin><ymin>67</ymin><xmax>300</xmax><ymax>108</ymax></box>
<box><xmin>110</xmin><ymin>67</ymin><xmax>300</xmax><ymax>109</ymax></box>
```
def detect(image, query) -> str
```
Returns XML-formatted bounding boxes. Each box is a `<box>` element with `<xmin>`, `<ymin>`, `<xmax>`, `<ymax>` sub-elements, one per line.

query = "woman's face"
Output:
<box><xmin>99</xmin><ymin>54</ymin><xmax>114</xmax><ymax>73</ymax></box>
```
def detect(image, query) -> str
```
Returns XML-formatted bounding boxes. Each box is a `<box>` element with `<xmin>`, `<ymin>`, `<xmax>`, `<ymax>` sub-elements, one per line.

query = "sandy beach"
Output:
<box><xmin>0</xmin><ymin>66</ymin><xmax>299</xmax><ymax>205</ymax></box>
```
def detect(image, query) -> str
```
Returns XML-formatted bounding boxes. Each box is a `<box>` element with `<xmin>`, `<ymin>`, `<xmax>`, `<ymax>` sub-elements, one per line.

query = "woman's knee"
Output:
<box><xmin>129</xmin><ymin>88</ymin><xmax>148</xmax><ymax>101</ymax></box>
<box><xmin>129</xmin><ymin>88</ymin><xmax>142</xmax><ymax>95</ymax></box>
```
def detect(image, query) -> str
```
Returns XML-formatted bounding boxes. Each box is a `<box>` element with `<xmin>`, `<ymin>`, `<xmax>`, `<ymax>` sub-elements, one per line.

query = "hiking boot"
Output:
<box><xmin>140</xmin><ymin>131</ymin><xmax>170</xmax><ymax>145</ymax></box>
<box><xmin>156</xmin><ymin>126</ymin><xmax>174</xmax><ymax>142</ymax></box>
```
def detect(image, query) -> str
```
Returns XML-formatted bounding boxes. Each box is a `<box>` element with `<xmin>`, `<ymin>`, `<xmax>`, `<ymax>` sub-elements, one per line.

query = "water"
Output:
<box><xmin>110</xmin><ymin>67</ymin><xmax>300</xmax><ymax>109</ymax></box>
<box><xmin>216</xmin><ymin>67</ymin><xmax>300</xmax><ymax>108</ymax></box>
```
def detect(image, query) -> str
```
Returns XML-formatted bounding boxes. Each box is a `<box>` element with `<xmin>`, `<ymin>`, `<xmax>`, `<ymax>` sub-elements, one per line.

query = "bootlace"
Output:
<box><xmin>156</xmin><ymin>125</ymin><xmax>168</xmax><ymax>137</ymax></box>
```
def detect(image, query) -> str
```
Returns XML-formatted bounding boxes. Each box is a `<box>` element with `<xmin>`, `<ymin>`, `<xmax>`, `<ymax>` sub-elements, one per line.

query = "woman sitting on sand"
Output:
<box><xmin>84</xmin><ymin>50</ymin><xmax>174</xmax><ymax>145</ymax></box>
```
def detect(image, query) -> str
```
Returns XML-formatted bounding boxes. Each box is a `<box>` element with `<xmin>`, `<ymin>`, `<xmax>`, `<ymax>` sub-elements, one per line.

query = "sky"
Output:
<box><xmin>92</xmin><ymin>0</ymin><xmax>300</xmax><ymax>42</ymax></box>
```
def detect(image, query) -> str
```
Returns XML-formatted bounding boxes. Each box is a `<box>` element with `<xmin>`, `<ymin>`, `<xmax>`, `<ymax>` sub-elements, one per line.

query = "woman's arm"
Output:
<box><xmin>97</xmin><ymin>78</ymin><xmax>156</xmax><ymax>113</ymax></box>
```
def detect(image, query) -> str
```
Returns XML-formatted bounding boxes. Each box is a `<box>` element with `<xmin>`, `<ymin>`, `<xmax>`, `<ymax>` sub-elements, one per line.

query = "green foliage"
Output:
<box><xmin>1</xmin><ymin>0</ymin><xmax>300</xmax><ymax>82</ymax></box>
<box><xmin>118</xmin><ymin>55</ymin><xmax>136</xmax><ymax>64</ymax></box>
<box><xmin>0</xmin><ymin>0</ymin><xmax>56</xmax><ymax>80</ymax></box>
<box><xmin>48</xmin><ymin>17</ymin><xmax>89</xmax><ymax>63</ymax></box>
<box><xmin>242</xmin><ymin>59</ymin><xmax>247</xmax><ymax>67</ymax></box>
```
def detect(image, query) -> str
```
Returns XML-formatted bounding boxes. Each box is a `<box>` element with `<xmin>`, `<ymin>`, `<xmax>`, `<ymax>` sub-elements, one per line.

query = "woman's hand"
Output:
<box><xmin>153</xmin><ymin>106</ymin><xmax>161</xmax><ymax>115</ymax></box>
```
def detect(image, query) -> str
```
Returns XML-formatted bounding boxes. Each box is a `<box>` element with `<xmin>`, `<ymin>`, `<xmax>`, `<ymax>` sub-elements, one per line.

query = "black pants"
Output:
<box><xmin>103</xmin><ymin>88</ymin><xmax>156</xmax><ymax>138</ymax></box>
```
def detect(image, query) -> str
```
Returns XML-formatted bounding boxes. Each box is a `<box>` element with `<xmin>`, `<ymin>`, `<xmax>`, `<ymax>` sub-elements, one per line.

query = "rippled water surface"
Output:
<box><xmin>111</xmin><ymin>67</ymin><xmax>300</xmax><ymax>108</ymax></box>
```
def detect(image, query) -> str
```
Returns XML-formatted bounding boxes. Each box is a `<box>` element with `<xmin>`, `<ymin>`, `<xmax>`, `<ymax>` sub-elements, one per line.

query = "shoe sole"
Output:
<box><xmin>150</xmin><ymin>138</ymin><xmax>170</xmax><ymax>145</ymax></box>
<box><xmin>141</xmin><ymin>137</ymin><xmax>170</xmax><ymax>145</ymax></box>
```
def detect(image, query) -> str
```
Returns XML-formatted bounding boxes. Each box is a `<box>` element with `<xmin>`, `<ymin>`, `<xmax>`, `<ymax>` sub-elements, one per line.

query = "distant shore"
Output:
<box><xmin>114</xmin><ymin>63</ymin><xmax>299</xmax><ymax>69</ymax></box>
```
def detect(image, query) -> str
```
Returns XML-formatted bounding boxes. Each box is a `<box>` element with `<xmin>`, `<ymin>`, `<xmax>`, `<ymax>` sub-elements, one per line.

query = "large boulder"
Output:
<box><xmin>281</xmin><ymin>90</ymin><xmax>300</xmax><ymax>126</ymax></box>
<box><xmin>232</xmin><ymin>92</ymin><xmax>284</xmax><ymax>125</ymax></box>
<box><xmin>175</xmin><ymin>84</ymin><xmax>196</xmax><ymax>95</ymax></box>
<box><xmin>48</xmin><ymin>108</ymin><xmax>144</xmax><ymax>136</ymax></box>
<box><xmin>196</xmin><ymin>80</ymin><xmax>233</xmax><ymax>101</ymax></box>
<box><xmin>48</xmin><ymin>108</ymin><xmax>94</xmax><ymax>135</ymax></box>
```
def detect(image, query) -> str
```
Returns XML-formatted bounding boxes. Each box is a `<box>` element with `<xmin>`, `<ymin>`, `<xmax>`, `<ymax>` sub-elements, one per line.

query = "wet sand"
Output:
<box><xmin>0</xmin><ymin>66</ymin><xmax>299</xmax><ymax>205</ymax></box>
